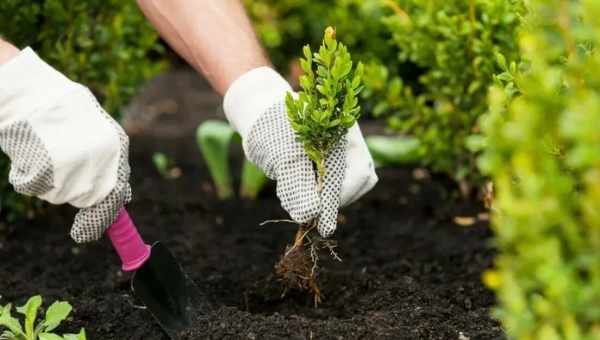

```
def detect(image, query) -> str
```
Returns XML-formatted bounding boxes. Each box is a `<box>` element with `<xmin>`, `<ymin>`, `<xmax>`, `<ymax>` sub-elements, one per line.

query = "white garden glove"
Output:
<box><xmin>0</xmin><ymin>48</ymin><xmax>131</xmax><ymax>243</ymax></box>
<box><xmin>224</xmin><ymin>67</ymin><xmax>378</xmax><ymax>237</ymax></box>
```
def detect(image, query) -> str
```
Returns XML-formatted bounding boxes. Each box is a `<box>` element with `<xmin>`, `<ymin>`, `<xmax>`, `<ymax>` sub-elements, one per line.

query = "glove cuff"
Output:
<box><xmin>223</xmin><ymin>66</ymin><xmax>292</xmax><ymax>138</ymax></box>
<box><xmin>0</xmin><ymin>47</ymin><xmax>78</xmax><ymax>126</ymax></box>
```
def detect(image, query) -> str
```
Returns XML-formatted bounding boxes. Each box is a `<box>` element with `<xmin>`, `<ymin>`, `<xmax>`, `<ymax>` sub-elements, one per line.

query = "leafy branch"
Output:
<box><xmin>285</xmin><ymin>26</ymin><xmax>364</xmax><ymax>187</ymax></box>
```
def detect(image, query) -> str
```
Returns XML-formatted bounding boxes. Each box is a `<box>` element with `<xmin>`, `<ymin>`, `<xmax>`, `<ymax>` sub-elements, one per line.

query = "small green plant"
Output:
<box><xmin>0</xmin><ymin>296</ymin><xmax>86</xmax><ymax>340</ymax></box>
<box><xmin>239</xmin><ymin>161</ymin><xmax>269</xmax><ymax>200</ymax></box>
<box><xmin>285</xmin><ymin>26</ymin><xmax>363</xmax><ymax>185</ymax></box>
<box><xmin>152</xmin><ymin>152</ymin><xmax>171</xmax><ymax>178</ymax></box>
<box><xmin>196</xmin><ymin>121</ymin><xmax>236</xmax><ymax>199</ymax></box>
<box><xmin>152</xmin><ymin>152</ymin><xmax>181</xmax><ymax>180</ymax></box>
<box><xmin>277</xmin><ymin>27</ymin><xmax>363</xmax><ymax>305</ymax></box>
<box><xmin>196</xmin><ymin>120</ymin><xmax>269</xmax><ymax>200</ymax></box>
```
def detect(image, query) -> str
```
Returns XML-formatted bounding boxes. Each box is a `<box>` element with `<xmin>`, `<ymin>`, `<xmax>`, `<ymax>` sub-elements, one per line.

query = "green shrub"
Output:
<box><xmin>0</xmin><ymin>0</ymin><xmax>166</xmax><ymax>222</ymax></box>
<box><xmin>246</xmin><ymin>0</ymin><xmax>525</xmax><ymax>190</ymax></box>
<box><xmin>376</xmin><ymin>0</ymin><xmax>524</xmax><ymax>187</ymax></box>
<box><xmin>480</xmin><ymin>0</ymin><xmax>600</xmax><ymax>338</ymax></box>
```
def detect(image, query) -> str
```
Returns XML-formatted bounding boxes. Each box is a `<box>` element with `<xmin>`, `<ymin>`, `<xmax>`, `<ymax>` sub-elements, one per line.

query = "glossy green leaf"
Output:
<box><xmin>196</xmin><ymin>120</ymin><xmax>236</xmax><ymax>200</ymax></box>
<box><xmin>0</xmin><ymin>304</ymin><xmax>24</xmax><ymax>337</ymax></box>
<box><xmin>366</xmin><ymin>135</ymin><xmax>421</xmax><ymax>166</ymax></box>
<box><xmin>16</xmin><ymin>295</ymin><xmax>41</xmax><ymax>337</ymax></box>
<box><xmin>240</xmin><ymin>160</ymin><xmax>269</xmax><ymax>200</ymax></box>
<box><xmin>43</xmin><ymin>301</ymin><xmax>72</xmax><ymax>332</ymax></box>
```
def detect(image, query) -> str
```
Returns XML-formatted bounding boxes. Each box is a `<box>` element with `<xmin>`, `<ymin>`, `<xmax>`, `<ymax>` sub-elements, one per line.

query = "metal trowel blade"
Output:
<box><xmin>131</xmin><ymin>242</ymin><xmax>207</xmax><ymax>339</ymax></box>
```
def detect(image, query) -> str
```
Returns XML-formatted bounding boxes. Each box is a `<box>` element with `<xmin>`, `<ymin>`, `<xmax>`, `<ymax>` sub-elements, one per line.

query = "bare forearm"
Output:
<box><xmin>137</xmin><ymin>0</ymin><xmax>270</xmax><ymax>95</ymax></box>
<box><xmin>0</xmin><ymin>38</ymin><xmax>19</xmax><ymax>65</ymax></box>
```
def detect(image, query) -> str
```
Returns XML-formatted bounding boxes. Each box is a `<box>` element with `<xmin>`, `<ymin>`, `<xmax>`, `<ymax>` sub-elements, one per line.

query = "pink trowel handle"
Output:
<box><xmin>107</xmin><ymin>208</ymin><xmax>151</xmax><ymax>272</ymax></box>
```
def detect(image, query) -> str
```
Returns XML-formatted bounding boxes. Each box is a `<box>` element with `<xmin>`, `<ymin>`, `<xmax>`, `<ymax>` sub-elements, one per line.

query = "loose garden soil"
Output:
<box><xmin>0</xmin><ymin>68</ymin><xmax>504</xmax><ymax>340</ymax></box>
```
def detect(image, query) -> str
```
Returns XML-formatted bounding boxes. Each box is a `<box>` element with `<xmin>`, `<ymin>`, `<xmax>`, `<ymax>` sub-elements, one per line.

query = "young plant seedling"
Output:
<box><xmin>152</xmin><ymin>152</ymin><xmax>181</xmax><ymax>180</ymax></box>
<box><xmin>276</xmin><ymin>26</ymin><xmax>364</xmax><ymax>305</ymax></box>
<box><xmin>239</xmin><ymin>160</ymin><xmax>269</xmax><ymax>200</ymax></box>
<box><xmin>0</xmin><ymin>295</ymin><xmax>86</xmax><ymax>340</ymax></box>
<box><xmin>196</xmin><ymin>120</ymin><xmax>236</xmax><ymax>199</ymax></box>
<box><xmin>196</xmin><ymin>120</ymin><xmax>269</xmax><ymax>200</ymax></box>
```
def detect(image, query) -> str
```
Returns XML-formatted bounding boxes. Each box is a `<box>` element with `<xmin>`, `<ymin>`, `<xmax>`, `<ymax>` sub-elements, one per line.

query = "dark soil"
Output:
<box><xmin>0</xmin><ymin>68</ymin><xmax>504</xmax><ymax>340</ymax></box>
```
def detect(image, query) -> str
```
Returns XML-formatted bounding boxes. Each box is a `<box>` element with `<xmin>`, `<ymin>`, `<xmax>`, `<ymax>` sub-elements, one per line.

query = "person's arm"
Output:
<box><xmin>0</xmin><ymin>38</ymin><xmax>20</xmax><ymax>65</ymax></box>
<box><xmin>137</xmin><ymin>0</ymin><xmax>378</xmax><ymax>237</ymax></box>
<box><xmin>136</xmin><ymin>0</ymin><xmax>269</xmax><ymax>96</ymax></box>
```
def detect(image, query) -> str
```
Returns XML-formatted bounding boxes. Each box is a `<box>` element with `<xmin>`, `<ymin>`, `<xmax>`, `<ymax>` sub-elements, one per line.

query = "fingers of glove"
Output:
<box><xmin>71</xmin><ymin>181</ymin><xmax>132</xmax><ymax>243</ymax></box>
<box><xmin>339</xmin><ymin>124</ymin><xmax>378</xmax><ymax>207</ymax></box>
<box><xmin>275</xmin><ymin>154</ymin><xmax>321</xmax><ymax>224</ymax></box>
<box><xmin>243</xmin><ymin>100</ymin><xmax>297</xmax><ymax>178</ymax></box>
<box><xmin>0</xmin><ymin>120</ymin><xmax>54</xmax><ymax>197</ymax></box>
<box><xmin>317</xmin><ymin>138</ymin><xmax>347</xmax><ymax>238</ymax></box>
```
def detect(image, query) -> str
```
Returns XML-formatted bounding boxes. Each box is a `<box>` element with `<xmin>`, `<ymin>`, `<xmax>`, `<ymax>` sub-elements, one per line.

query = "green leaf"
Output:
<box><xmin>152</xmin><ymin>152</ymin><xmax>170</xmax><ymax>178</ymax></box>
<box><xmin>196</xmin><ymin>120</ymin><xmax>236</xmax><ymax>200</ymax></box>
<box><xmin>60</xmin><ymin>328</ymin><xmax>87</xmax><ymax>340</ymax></box>
<box><xmin>62</xmin><ymin>328</ymin><xmax>86</xmax><ymax>340</ymax></box>
<box><xmin>38</xmin><ymin>333</ymin><xmax>63</xmax><ymax>340</ymax></box>
<box><xmin>495</xmin><ymin>52</ymin><xmax>507</xmax><ymax>70</ymax></box>
<box><xmin>366</xmin><ymin>135</ymin><xmax>422</xmax><ymax>166</ymax></box>
<box><xmin>1</xmin><ymin>330</ymin><xmax>17</xmax><ymax>340</ymax></box>
<box><xmin>302</xmin><ymin>45</ymin><xmax>311</xmax><ymax>60</ymax></box>
<box><xmin>43</xmin><ymin>301</ymin><xmax>71</xmax><ymax>332</ymax></box>
<box><xmin>16</xmin><ymin>295</ymin><xmax>41</xmax><ymax>337</ymax></box>
<box><xmin>239</xmin><ymin>160</ymin><xmax>269</xmax><ymax>200</ymax></box>
<box><xmin>299</xmin><ymin>75</ymin><xmax>312</xmax><ymax>90</ymax></box>
<box><xmin>328</xmin><ymin>119</ymin><xmax>341</xmax><ymax>128</ymax></box>
<box><xmin>0</xmin><ymin>304</ymin><xmax>24</xmax><ymax>337</ymax></box>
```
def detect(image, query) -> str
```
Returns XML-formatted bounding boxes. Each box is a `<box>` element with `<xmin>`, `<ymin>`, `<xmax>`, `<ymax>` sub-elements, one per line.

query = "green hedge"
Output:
<box><xmin>480</xmin><ymin>0</ymin><xmax>600</xmax><ymax>338</ymax></box>
<box><xmin>0</xmin><ymin>0</ymin><xmax>165</xmax><ymax>222</ymax></box>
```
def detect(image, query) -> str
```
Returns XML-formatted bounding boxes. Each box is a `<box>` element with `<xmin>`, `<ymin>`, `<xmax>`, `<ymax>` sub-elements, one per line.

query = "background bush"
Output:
<box><xmin>246</xmin><ymin>0</ymin><xmax>524</xmax><ymax>190</ymax></box>
<box><xmin>378</xmin><ymin>0</ymin><xmax>524</xmax><ymax>187</ymax></box>
<box><xmin>480</xmin><ymin>0</ymin><xmax>600</xmax><ymax>337</ymax></box>
<box><xmin>243</xmin><ymin>0</ymin><xmax>395</xmax><ymax>74</ymax></box>
<box><xmin>0</xmin><ymin>0</ymin><xmax>165</xmax><ymax>222</ymax></box>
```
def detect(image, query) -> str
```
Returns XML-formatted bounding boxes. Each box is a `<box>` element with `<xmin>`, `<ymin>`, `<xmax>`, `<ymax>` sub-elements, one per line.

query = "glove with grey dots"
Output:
<box><xmin>224</xmin><ymin>67</ymin><xmax>378</xmax><ymax>237</ymax></box>
<box><xmin>0</xmin><ymin>47</ymin><xmax>131</xmax><ymax>243</ymax></box>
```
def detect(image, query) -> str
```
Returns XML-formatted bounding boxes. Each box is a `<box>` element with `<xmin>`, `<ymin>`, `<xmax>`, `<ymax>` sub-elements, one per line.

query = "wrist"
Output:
<box><xmin>0</xmin><ymin>40</ymin><xmax>19</xmax><ymax>65</ymax></box>
<box><xmin>223</xmin><ymin>67</ymin><xmax>292</xmax><ymax>137</ymax></box>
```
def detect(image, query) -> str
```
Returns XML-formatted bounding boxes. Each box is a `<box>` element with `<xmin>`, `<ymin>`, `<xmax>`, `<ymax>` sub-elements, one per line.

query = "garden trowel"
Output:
<box><xmin>106</xmin><ymin>208</ymin><xmax>206</xmax><ymax>339</ymax></box>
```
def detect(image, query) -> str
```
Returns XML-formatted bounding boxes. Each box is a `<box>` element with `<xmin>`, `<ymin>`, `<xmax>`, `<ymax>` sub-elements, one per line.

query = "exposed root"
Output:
<box><xmin>274</xmin><ymin>223</ymin><xmax>342</xmax><ymax>306</ymax></box>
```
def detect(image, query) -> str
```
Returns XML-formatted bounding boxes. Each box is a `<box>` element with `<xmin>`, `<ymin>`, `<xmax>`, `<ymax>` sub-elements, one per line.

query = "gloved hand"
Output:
<box><xmin>224</xmin><ymin>67</ymin><xmax>378</xmax><ymax>237</ymax></box>
<box><xmin>0</xmin><ymin>48</ymin><xmax>131</xmax><ymax>243</ymax></box>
